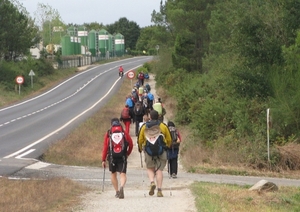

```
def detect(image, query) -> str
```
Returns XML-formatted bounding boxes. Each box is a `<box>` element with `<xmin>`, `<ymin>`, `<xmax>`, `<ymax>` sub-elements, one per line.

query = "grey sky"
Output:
<box><xmin>20</xmin><ymin>0</ymin><xmax>162</xmax><ymax>27</ymax></box>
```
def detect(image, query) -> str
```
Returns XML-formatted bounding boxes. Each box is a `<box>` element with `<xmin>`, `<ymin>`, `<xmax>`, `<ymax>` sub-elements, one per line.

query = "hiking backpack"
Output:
<box><xmin>108</xmin><ymin>122</ymin><xmax>128</xmax><ymax>158</ymax></box>
<box><xmin>144</xmin><ymin>121</ymin><xmax>166</xmax><ymax>157</ymax></box>
<box><xmin>168</xmin><ymin>126</ymin><xmax>180</xmax><ymax>149</ymax></box>
<box><xmin>132</xmin><ymin>90</ymin><xmax>138</xmax><ymax>102</ymax></box>
<box><xmin>134</xmin><ymin>102</ymin><xmax>143</xmax><ymax>116</ymax></box>
<box><xmin>145</xmin><ymin>83</ymin><xmax>151</xmax><ymax>92</ymax></box>
<box><xmin>121</xmin><ymin>107</ymin><xmax>131</xmax><ymax>119</ymax></box>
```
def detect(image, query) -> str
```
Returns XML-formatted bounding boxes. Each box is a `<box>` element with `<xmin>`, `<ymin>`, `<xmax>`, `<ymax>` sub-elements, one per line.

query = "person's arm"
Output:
<box><xmin>125</xmin><ymin>133</ymin><xmax>133</xmax><ymax>156</ymax></box>
<box><xmin>161</xmin><ymin>123</ymin><xmax>172</xmax><ymax>148</ymax></box>
<box><xmin>101</xmin><ymin>132</ymin><xmax>109</xmax><ymax>167</ymax></box>
<box><xmin>137</xmin><ymin>124</ymin><xmax>146</xmax><ymax>152</ymax></box>
<box><xmin>177</xmin><ymin>130</ymin><xmax>182</xmax><ymax>142</ymax></box>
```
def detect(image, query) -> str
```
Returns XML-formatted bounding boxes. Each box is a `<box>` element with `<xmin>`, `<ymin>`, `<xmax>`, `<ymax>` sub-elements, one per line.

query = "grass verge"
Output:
<box><xmin>191</xmin><ymin>182</ymin><xmax>300</xmax><ymax>212</ymax></box>
<box><xmin>0</xmin><ymin>177</ymin><xmax>90</xmax><ymax>212</ymax></box>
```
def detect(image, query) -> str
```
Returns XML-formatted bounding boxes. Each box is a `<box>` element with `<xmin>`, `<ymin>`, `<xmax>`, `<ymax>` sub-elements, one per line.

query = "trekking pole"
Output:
<box><xmin>140</xmin><ymin>152</ymin><xmax>146</xmax><ymax>197</ymax></box>
<box><xmin>102</xmin><ymin>167</ymin><xmax>106</xmax><ymax>192</ymax></box>
<box><xmin>168</xmin><ymin>155</ymin><xmax>172</xmax><ymax>196</ymax></box>
<box><xmin>140</xmin><ymin>152</ymin><xmax>143</xmax><ymax>168</ymax></box>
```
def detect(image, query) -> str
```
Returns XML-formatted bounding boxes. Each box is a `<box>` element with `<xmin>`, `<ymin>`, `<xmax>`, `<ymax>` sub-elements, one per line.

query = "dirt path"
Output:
<box><xmin>78</xmin><ymin>75</ymin><xmax>197</xmax><ymax>212</ymax></box>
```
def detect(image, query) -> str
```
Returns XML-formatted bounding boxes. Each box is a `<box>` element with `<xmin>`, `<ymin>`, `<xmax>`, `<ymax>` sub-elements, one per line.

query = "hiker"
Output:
<box><xmin>139</xmin><ymin>115</ymin><xmax>150</xmax><ymax>130</ymax></box>
<box><xmin>147</xmin><ymin>91</ymin><xmax>154</xmax><ymax>110</ymax></box>
<box><xmin>101</xmin><ymin>118</ymin><xmax>133</xmax><ymax>199</ymax></box>
<box><xmin>133</xmin><ymin>101</ymin><xmax>145</xmax><ymax>136</ymax></box>
<box><xmin>138</xmin><ymin>71</ymin><xmax>145</xmax><ymax>86</ymax></box>
<box><xmin>118</xmin><ymin>66</ymin><xmax>124</xmax><ymax>77</ymax></box>
<box><xmin>142</xmin><ymin>91</ymin><xmax>150</xmax><ymax>116</ymax></box>
<box><xmin>145</xmin><ymin>83</ymin><xmax>151</xmax><ymax>93</ymax></box>
<box><xmin>138</xmin><ymin>86</ymin><xmax>144</xmax><ymax>102</ymax></box>
<box><xmin>131</xmin><ymin>88</ymin><xmax>138</xmax><ymax>103</ymax></box>
<box><xmin>120</xmin><ymin>105</ymin><xmax>133</xmax><ymax>135</ymax></box>
<box><xmin>125</xmin><ymin>95</ymin><xmax>135</xmax><ymax>123</ymax></box>
<box><xmin>153</xmin><ymin>99</ymin><xmax>166</xmax><ymax>123</ymax></box>
<box><xmin>167</xmin><ymin>121</ymin><xmax>182</xmax><ymax>178</ymax></box>
<box><xmin>137</xmin><ymin>110</ymin><xmax>172</xmax><ymax>197</ymax></box>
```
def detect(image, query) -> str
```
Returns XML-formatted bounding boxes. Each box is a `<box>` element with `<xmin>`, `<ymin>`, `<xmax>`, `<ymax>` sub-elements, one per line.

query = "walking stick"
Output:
<box><xmin>168</xmin><ymin>152</ymin><xmax>172</xmax><ymax>196</ymax></box>
<box><xmin>102</xmin><ymin>167</ymin><xmax>106</xmax><ymax>192</ymax></box>
<box><xmin>140</xmin><ymin>152</ymin><xmax>143</xmax><ymax>168</ymax></box>
<box><xmin>140</xmin><ymin>152</ymin><xmax>146</xmax><ymax>197</ymax></box>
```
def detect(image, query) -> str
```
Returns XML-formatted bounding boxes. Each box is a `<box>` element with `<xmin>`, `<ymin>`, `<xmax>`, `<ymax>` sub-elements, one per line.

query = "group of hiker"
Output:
<box><xmin>101</xmin><ymin>70</ymin><xmax>182</xmax><ymax>199</ymax></box>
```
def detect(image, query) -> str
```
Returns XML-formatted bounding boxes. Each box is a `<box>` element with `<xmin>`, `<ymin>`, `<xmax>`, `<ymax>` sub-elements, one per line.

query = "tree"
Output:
<box><xmin>33</xmin><ymin>3</ymin><xmax>65</xmax><ymax>46</ymax></box>
<box><xmin>106</xmin><ymin>17</ymin><xmax>140</xmax><ymax>50</ymax></box>
<box><xmin>165</xmin><ymin>0</ymin><xmax>215</xmax><ymax>73</ymax></box>
<box><xmin>83</xmin><ymin>22</ymin><xmax>104</xmax><ymax>31</ymax></box>
<box><xmin>0</xmin><ymin>0</ymin><xmax>39</xmax><ymax>61</ymax></box>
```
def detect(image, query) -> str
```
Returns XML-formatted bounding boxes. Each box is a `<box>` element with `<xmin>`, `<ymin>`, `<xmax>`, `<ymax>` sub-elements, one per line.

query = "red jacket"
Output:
<box><xmin>101</xmin><ymin>130</ymin><xmax>133</xmax><ymax>161</ymax></box>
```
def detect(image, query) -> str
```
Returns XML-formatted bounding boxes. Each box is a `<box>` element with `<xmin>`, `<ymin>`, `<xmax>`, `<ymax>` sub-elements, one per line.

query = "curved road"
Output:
<box><xmin>0</xmin><ymin>56</ymin><xmax>153</xmax><ymax>176</ymax></box>
<box><xmin>7</xmin><ymin>67</ymin><xmax>300</xmax><ymax>211</ymax></box>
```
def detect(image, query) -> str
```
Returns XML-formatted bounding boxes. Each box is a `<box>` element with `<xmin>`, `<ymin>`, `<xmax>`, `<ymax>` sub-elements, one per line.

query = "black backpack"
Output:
<box><xmin>134</xmin><ymin>102</ymin><xmax>144</xmax><ymax>116</ymax></box>
<box><xmin>144</xmin><ymin>121</ymin><xmax>166</xmax><ymax>157</ymax></box>
<box><xmin>168</xmin><ymin>126</ymin><xmax>180</xmax><ymax>149</ymax></box>
<box><xmin>108</xmin><ymin>122</ymin><xmax>128</xmax><ymax>159</ymax></box>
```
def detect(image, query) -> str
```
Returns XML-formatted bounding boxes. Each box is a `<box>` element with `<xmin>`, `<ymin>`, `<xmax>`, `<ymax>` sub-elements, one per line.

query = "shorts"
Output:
<box><xmin>108</xmin><ymin>157</ymin><xmax>127</xmax><ymax>173</ymax></box>
<box><xmin>144</xmin><ymin>150</ymin><xmax>167</xmax><ymax>171</ymax></box>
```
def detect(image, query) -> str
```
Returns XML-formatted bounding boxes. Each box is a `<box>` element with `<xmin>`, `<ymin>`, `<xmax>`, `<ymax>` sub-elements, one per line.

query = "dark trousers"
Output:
<box><xmin>135</xmin><ymin>115</ymin><xmax>143</xmax><ymax>136</ymax></box>
<box><xmin>168</xmin><ymin>157</ymin><xmax>178</xmax><ymax>175</ymax></box>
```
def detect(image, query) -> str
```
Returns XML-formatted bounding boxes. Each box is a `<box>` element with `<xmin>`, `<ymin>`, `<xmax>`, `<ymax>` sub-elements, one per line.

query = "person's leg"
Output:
<box><xmin>120</xmin><ymin>173</ymin><xmax>127</xmax><ymax>187</ymax></box>
<box><xmin>111</xmin><ymin>172</ymin><xmax>118</xmax><ymax>192</ymax></box>
<box><xmin>147</xmin><ymin>167</ymin><xmax>156</xmax><ymax>196</ymax></box>
<box><xmin>124</xmin><ymin>121</ymin><xmax>130</xmax><ymax>134</ymax></box>
<box><xmin>155</xmin><ymin>169</ymin><xmax>163</xmax><ymax>189</ymax></box>
<box><xmin>168</xmin><ymin>158</ymin><xmax>172</xmax><ymax>176</ymax></box>
<box><xmin>147</xmin><ymin>167</ymin><xmax>155</xmax><ymax>182</ymax></box>
<box><xmin>135</xmin><ymin>120</ymin><xmax>139</xmax><ymax>136</ymax></box>
<box><xmin>174</xmin><ymin>156</ymin><xmax>178</xmax><ymax>175</ymax></box>
<box><xmin>119</xmin><ymin>172</ymin><xmax>127</xmax><ymax>199</ymax></box>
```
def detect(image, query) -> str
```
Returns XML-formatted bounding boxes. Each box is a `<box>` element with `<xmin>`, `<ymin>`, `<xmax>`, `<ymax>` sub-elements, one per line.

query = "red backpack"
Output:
<box><xmin>121</xmin><ymin>107</ymin><xmax>131</xmax><ymax>119</ymax></box>
<box><xmin>108</xmin><ymin>122</ymin><xmax>128</xmax><ymax>158</ymax></box>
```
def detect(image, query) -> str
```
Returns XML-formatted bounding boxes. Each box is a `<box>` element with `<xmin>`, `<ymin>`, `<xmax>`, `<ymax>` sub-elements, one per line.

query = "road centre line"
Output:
<box><xmin>4</xmin><ymin>65</ymin><xmax>142</xmax><ymax>159</ymax></box>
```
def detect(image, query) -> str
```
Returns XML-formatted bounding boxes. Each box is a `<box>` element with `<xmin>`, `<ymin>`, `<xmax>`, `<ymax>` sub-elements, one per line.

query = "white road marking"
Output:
<box><xmin>4</xmin><ymin>64</ymin><xmax>143</xmax><ymax>159</ymax></box>
<box><xmin>25</xmin><ymin>161</ymin><xmax>51</xmax><ymax>170</ymax></box>
<box><xmin>15</xmin><ymin>149</ymin><xmax>35</xmax><ymax>159</ymax></box>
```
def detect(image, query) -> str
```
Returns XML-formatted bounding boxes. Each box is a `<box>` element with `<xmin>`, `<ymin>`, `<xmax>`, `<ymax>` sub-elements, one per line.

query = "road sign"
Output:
<box><xmin>127</xmin><ymin>71</ymin><xmax>135</xmax><ymax>79</ymax></box>
<box><xmin>15</xmin><ymin>76</ymin><xmax>24</xmax><ymax>84</ymax></box>
<box><xmin>29</xmin><ymin>70</ymin><xmax>35</xmax><ymax>88</ymax></box>
<box><xmin>29</xmin><ymin>70</ymin><xmax>35</xmax><ymax>76</ymax></box>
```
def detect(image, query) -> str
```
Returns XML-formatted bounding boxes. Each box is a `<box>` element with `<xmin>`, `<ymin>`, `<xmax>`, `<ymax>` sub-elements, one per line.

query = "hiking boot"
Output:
<box><xmin>149</xmin><ymin>182</ymin><xmax>156</xmax><ymax>196</ymax></box>
<box><xmin>115</xmin><ymin>191</ymin><xmax>120</xmax><ymax>198</ymax></box>
<box><xmin>157</xmin><ymin>190</ymin><xmax>163</xmax><ymax>197</ymax></box>
<box><xmin>172</xmin><ymin>173</ymin><xmax>177</xmax><ymax>179</ymax></box>
<box><xmin>119</xmin><ymin>187</ymin><xmax>124</xmax><ymax>199</ymax></box>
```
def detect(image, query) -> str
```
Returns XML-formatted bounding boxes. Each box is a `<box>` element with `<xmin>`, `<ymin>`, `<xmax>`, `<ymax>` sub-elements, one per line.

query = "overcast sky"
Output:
<box><xmin>20</xmin><ymin>0</ymin><xmax>163</xmax><ymax>27</ymax></box>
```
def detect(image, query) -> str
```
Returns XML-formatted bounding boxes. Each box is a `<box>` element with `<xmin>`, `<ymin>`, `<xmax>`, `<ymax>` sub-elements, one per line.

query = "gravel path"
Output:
<box><xmin>78</xmin><ymin>74</ymin><xmax>197</xmax><ymax>212</ymax></box>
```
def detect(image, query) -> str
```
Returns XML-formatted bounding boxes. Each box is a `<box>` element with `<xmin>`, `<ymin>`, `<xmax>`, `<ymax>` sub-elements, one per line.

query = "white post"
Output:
<box><xmin>267</xmin><ymin>108</ymin><xmax>270</xmax><ymax>162</ymax></box>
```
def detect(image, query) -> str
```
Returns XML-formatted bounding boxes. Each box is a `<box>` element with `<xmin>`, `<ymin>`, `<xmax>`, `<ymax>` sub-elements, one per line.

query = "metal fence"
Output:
<box><xmin>56</xmin><ymin>55</ymin><xmax>102</xmax><ymax>69</ymax></box>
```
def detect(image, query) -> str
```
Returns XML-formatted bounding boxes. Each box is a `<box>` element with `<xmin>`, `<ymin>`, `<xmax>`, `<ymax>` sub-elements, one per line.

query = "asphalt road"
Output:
<box><xmin>0</xmin><ymin>56</ymin><xmax>153</xmax><ymax>177</ymax></box>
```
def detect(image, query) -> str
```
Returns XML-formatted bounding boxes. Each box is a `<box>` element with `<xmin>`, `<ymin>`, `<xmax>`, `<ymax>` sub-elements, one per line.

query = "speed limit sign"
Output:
<box><xmin>127</xmin><ymin>71</ymin><xmax>135</xmax><ymax>79</ymax></box>
<box><xmin>15</xmin><ymin>75</ymin><xmax>24</xmax><ymax>84</ymax></box>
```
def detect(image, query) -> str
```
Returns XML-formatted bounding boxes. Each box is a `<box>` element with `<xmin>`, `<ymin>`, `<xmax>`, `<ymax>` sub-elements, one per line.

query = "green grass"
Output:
<box><xmin>191</xmin><ymin>182</ymin><xmax>300</xmax><ymax>212</ymax></box>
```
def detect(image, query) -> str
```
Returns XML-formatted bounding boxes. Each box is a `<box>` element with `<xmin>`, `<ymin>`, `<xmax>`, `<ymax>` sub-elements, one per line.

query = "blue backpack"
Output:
<box><xmin>144</xmin><ymin>121</ymin><xmax>165</xmax><ymax>157</ymax></box>
<box><xmin>147</xmin><ymin>92</ymin><xmax>154</xmax><ymax>101</ymax></box>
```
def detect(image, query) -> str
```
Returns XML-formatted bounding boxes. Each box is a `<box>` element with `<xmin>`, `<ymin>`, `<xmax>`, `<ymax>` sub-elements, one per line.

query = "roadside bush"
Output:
<box><xmin>0</xmin><ymin>61</ymin><xmax>23</xmax><ymax>90</ymax></box>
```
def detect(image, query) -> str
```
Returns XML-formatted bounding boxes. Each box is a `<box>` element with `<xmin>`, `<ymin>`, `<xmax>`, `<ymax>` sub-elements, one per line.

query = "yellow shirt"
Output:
<box><xmin>138</xmin><ymin>122</ymin><xmax>172</xmax><ymax>151</ymax></box>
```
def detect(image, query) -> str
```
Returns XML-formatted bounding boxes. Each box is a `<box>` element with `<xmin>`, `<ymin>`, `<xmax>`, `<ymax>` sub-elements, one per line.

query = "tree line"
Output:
<box><xmin>141</xmin><ymin>0</ymin><xmax>300</xmax><ymax>169</ymax></box>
